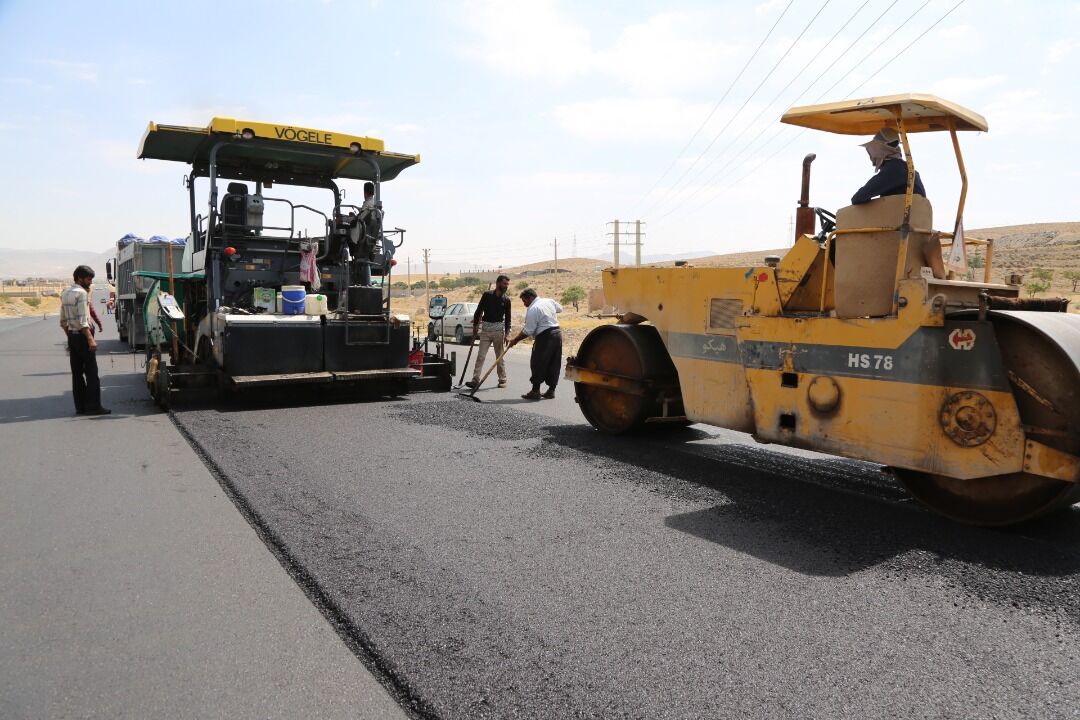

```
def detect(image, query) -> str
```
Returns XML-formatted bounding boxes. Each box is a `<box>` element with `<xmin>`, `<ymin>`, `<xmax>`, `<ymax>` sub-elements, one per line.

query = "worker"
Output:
<box><xmin>851</xmin><ymin>127</ymin><xmax>926</xmax><ymax>205</ymax></box>
<box><xmin>352</xmin><ymin>181</ymin><xmax>382</xmax><ymax>285</ymax></box>
<box><xmin>506</xmin><ymin>288</ymin><xmax>562</xmax><ymax>400</ymax></box>
<box><xmin>466</xmin><ymin>274</ymin><xmax>512</xmax><ymax>389</ymax></box>
<box><xmin>60</xmin><ymin>265</ymin><xmax>110</xmax><ymax>416</ymax></box>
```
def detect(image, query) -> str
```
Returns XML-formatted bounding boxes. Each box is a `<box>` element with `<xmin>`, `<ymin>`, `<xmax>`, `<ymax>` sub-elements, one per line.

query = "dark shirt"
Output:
<box><xmin>473</xmin><ymin>289</ymin><xmax>511</xmax><ymax>333</ymax></box>
<box><xmin>851</xmin><ymin>158</ymin><xmax>926</xmax><ymax>204</ymax></box>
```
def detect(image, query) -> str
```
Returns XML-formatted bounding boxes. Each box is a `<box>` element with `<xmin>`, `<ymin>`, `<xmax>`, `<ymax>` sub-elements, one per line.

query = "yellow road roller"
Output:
<box><xmin>567</xmin><ymin>93</ymin><xmax>1080</xmax><ymax>526</ymax></box>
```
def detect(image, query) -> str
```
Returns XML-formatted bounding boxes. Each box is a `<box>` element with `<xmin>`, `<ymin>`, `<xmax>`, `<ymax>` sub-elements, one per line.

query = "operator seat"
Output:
<box><xmin>833</xmin><ymin>194</ymin><xmax>942</xmax><ymax>318</ymax></box>
<box><xmin>220</xmin><ymin>182</ymin><xmax>249</xmax><ymax>233</ymax></box>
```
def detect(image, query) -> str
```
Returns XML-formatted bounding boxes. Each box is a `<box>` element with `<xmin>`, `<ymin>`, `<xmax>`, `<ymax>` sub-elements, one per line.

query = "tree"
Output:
<box><xmin>968</xmin><ymin>252</ymin><xmax>984</xmax><ymax>269</ymax></box>
<box><xmin>515</xmin><ymin>280</ymin><xmax>529</xmax><ymax>291</ymax></box>
<box><xmin>1025</xmin><ymin>279</ymin><xmax>1050</xmax><ymax>297</ymax></box>
<box><xmin>560</xmin><ymin>285</ymin><xmax>586</xmax><ymax>311</ymax></box>
<box><xmin>1032</xmin><ymin>267</ymin><xmax>1054</xmax><ymax>282</ymax></box>
<box><xmin>411</xmin><ymin>281</ymin><xmax>427</xmax><ymax>290</ymax></box>
<box><xmin>438</xmin><ymin>276</ymin><xmax>459</xmax><ymax>289</ymax></box>
<box><xmin>1064</xmin><ymin>270</ymin><xmax>1080</xmax><ymax>292</ymax></box>
<box><xmin>460</xmin><ymin>276</ymin><xmax>482</xmax><ymax>286</ymax></box>
<box><xmin>392</xmin><ymin>281</ymin><xmax>408</xmax><ymax>289</ymax></box>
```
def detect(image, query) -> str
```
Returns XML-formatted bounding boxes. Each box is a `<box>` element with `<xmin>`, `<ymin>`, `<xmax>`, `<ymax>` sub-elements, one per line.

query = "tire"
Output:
<box><xmin>455</xmin><ymin>325</ymin><xmax>465</xmax><ymax>345</ymax></box>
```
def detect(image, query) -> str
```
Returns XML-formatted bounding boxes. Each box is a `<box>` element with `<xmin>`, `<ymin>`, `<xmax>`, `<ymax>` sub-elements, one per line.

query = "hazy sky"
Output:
<box><xmin>1</xmin><ymin>0</ymin><xmax>1077</xmax><ymax>268</ymax></box>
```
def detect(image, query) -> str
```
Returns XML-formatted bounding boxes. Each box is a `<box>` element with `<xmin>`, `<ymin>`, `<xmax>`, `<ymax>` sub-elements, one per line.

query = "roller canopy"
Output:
<box><xmin>781</xmin><ymin>93</ymin><xmax>988</xmax><ymax>135</ymax></box>
<box><xmin>138</xmin><ymin>118</ymin><xmax>420</xmax><ymax>183</ymax></box>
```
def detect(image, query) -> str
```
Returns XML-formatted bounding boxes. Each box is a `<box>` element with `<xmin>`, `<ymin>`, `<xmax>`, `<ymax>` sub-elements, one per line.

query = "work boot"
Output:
<box><xmin>85</xmin><ymin>407</ymin><xmax>112</xmax><ymax>416</ymax></box>
<box><xmin>497</xmin><ymin>380</ymin><xmax>507</xmax><ymax>388</ymax></box>
<box><xmin>521</xmin><ymin>390</ymin><xmax>542</xmax><ymax>400</ymax></box>
<box><xmin>541</xmin><ymin>389</ymin><xmax>555</xmax><ymax>399</ymax></box>
<box><xmin>465</xmin><ymin>380</ymin><xmax>479</xmax><ymax>389</ymax></box>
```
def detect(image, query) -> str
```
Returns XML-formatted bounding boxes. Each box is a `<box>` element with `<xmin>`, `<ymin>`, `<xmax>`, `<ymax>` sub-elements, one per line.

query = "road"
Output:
<box><xmin>0</xmin><ymin>317</ymin><xmax>407</xmax><ymax>720</ymax></box>
<box><xmin>168</xmin><ymin>337</ymin><xmax>1080</xmax><ymax>719</ymax></box>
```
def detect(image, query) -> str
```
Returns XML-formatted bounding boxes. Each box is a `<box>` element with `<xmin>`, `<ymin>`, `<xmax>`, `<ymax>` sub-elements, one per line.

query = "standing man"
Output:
<box><xmin>60</xmin><ymin>265</ymin><xmax>110</xmax><ymax>416</ymax></box>
<box><xmin>466</xmin><ymin>274</ymin><xmax>512</xmax><ymax>389</ymax></box>
<box><xmin>507</xmin><ymin>288</ymin><xmax>562</xmax><ymax>400</ymax></box>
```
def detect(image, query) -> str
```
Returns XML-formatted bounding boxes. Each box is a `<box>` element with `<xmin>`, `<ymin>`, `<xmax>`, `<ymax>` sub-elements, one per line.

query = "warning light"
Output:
<box><xmin>224</xmin><ymin>246</ymin><xmax>237</xmax><ymax>257</ymax></box>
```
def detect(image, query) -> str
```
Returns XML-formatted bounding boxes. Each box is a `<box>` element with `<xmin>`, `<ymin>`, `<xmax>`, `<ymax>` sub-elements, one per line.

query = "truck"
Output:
<box><xmin>134</xmin><ymin>117</ymin><xmax>452</xmax><ymax>405</ymax></box>
<box><xmin>107</xmin><ymin>235</ymin><xmax>184</xmax><ymax>348</ymax></box>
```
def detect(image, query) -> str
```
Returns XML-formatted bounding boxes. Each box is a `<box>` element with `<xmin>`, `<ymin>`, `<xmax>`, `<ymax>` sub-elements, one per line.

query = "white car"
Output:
<box><xmin>427</xmin><ymin>302</ymin><xmax>479</xmax><ymax>344</ymax></box>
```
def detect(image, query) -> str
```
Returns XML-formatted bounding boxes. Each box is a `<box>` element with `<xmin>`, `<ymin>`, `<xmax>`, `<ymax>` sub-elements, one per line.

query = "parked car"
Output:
<box><xmin>427</xmin><ymin>302</ymin><xmax>478</xmax><ymax>344</ymax></box>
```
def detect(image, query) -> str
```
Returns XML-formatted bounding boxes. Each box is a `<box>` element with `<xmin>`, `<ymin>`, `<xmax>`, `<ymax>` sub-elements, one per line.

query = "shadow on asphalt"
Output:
<box><xmin>541</xmin><ymin>424</ymin><xmax>1080</xmax><ymax>582</ymax></box>
<box><xmin>0</xmin><ymin>362</ymin><xmax>154</xmax><ymax>424</ymax></box>
<box><xmin>171</xmin><ymin>385</ymin><xmax>416</xmax><ymax>414</ymax></box>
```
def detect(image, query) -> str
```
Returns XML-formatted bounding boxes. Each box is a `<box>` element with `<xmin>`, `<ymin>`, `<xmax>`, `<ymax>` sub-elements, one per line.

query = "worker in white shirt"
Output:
<box><xmin>59</xmin><ymin>265</ymin><xmax>110</xmax><ymax>415</ymax></box>
<box><xmin>506</xmin><ymin>288</ymin><xmax>562</xmax><ymax>400</ymax></box>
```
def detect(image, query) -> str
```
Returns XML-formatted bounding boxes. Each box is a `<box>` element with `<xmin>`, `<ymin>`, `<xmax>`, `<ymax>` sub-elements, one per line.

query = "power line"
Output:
<box><xmin>681</xmin><ymin>0</ymin><xmax>968</xmax><ymax>220</ymax></box>
<box><xmin>633</xmin><ymin>0</ymin><xmax>796</xmax><ymax>215</ymax></box>
<box><xmin>641</xmin><ymin>0</ymin><xmax>833</xmax><ymax>220</ymax></box>
<box><xmin>680</xmin><ymin>0</ymin><xmax>902</xmax><ymax>200</ymax></box>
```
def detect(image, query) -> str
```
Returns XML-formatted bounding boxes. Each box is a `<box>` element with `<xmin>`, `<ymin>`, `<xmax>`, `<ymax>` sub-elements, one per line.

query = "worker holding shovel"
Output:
<box><xmin>465</xmin><ymin>274</ymin><xmax>512</xmax><ymax>390</ymax></box>
<box><xmin>507</xmin><ymin>288</ymin><xmax>562</xmax><ymax>400</ymax></box>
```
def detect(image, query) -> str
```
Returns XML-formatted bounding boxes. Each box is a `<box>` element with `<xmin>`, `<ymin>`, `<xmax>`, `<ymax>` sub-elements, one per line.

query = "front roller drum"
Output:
<box><xmin>572</xmin><ymin>324</ymin><xmax>682</xmax><ymax>434</ymax></box>
<box><xmin>898</xmin><ymin>312</ymin><xmax>1080</xmax><ymax>526</ymax></box>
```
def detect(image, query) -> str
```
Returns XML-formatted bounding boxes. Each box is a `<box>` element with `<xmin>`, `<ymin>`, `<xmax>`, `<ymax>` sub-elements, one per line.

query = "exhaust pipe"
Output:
<box><xmin>794</xmin><ymin>153</ymin><xmax>817</xmax><ymax>241</ymax></box>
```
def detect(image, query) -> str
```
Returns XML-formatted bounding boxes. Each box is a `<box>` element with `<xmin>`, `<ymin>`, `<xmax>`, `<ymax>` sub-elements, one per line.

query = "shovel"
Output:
<box><xmin>453</xmin><ymin>336</ymin><xmax>477</xmax><ymax>389</ymax></box>
<box><xmin>458</xmin><ymin>344</ymin><xmax>512</xmax><ymax>402</ymax></box>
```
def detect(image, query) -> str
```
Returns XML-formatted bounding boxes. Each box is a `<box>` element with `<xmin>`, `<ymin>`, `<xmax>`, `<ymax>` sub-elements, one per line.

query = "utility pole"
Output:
<box><xmin>407</xmin><ymin>256</ymin><xmax>411</xmax><ymax>290</ymax></box>
<box><xmin>788</xmin><ymin>216</ymin><xmax>794</xmax><ymax>247</ymax></box>
<box><xmin>613</xmin><ymin>220</ymin><xmax>620</xmax><ymax>268</ymax></box>
<box><xmin>422</xmin><ymin>248</ymin><xmax>430</xmax><ymax>310</ymax></box>
<box><xmin>635</xmin><ymin>220</ymin><xmax>642</xmax><ymax>266</ymax></box>
<box><xmin>572</xmin><ymin>233</ymin><xmax>577</xmax><ymax>258</ymax></box>
<box><xmin>553</xmin><ymin>236</ymin><xmax>559</xmax><ymax>295</ymax></box>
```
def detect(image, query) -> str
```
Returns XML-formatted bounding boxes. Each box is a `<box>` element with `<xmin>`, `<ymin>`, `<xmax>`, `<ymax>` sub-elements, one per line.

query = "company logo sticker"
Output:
<box><xmin>948</xmin><ymin>328</ymin><xmax>976</xmax><ymax>350</ymax></box>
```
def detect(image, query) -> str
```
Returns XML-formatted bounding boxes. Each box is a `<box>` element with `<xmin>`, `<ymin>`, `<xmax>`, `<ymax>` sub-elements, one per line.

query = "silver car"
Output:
<box><xmin>428</xmin><ymin>302</ymin><xmax>479</xmax><ymax>344</ymax></box>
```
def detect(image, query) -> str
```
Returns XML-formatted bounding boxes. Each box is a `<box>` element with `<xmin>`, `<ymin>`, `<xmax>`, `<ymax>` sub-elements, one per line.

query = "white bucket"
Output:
<box><xmin>305</xmin><ymin>293</ymin><xmax>329</xmax><ymax>315</ymax></box>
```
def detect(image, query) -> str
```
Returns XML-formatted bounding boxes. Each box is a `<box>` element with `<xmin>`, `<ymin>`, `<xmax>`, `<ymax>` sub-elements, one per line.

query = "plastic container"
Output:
<box><xmin>281</xmin><ymin>285</ymin><xmax>306</xmax><ymax>315</ymax></box>
<box><xmin>305</xmin><ymin>293</ymin><xmax>328</xmax><ymax>316</ymax></box>
<box><xmin>252</xmin><ymin>287</ymin><xmax>276</xmax><ymax>313</ymax></box>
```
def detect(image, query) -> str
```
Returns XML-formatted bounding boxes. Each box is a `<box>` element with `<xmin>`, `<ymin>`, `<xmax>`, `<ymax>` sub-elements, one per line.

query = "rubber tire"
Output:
<box><xmin>455</xmin><ymin>326</ymin><xmax>465</xmax><ymax>345</ymax></box>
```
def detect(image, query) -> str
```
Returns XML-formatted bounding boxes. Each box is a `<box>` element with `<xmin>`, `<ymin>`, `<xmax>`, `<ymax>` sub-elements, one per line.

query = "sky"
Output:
<box><xmin>0</xmin><ymin>0</ymin><xmax>1077</xmax><ymax>270</ymax></box>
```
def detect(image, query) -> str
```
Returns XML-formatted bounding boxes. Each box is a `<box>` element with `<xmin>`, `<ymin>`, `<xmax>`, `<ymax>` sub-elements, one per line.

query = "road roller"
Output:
<box><xmin>567</xmin><ymin>94</ymin><xmax>1080</xmax><ymax>526</ymax></box>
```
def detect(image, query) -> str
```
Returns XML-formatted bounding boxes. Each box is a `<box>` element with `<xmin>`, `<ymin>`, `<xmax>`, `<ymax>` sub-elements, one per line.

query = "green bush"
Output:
<box><xmin>23</xmin><ymin>297</ymin><xmax>41</xmax><ymax>308</ymax></box>
<box><xmin>560</xmin><ymin>285</ymin><xmax>586</xmax><ymax>311</ymax></box>
<box><xmin>515</xmin><ymin>280</ymin><xmax>529</xmax><ymax>291</ymax></box>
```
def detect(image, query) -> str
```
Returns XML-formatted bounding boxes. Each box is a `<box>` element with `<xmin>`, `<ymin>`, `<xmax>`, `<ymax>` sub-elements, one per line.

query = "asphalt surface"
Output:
<box><xmin>169</xmin><ymin>339</ymin><xmax>1080</xmax><ymax>720</ymax></box>
<box><xmin>0</xmin><ymin>317</ymin><xmax>408</xmax><ymax>719</ymax></box>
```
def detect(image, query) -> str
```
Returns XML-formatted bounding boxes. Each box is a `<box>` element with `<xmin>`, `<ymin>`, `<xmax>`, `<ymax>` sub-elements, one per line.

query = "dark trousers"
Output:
<box><xmin>68</xmin><ymin>333</ymin><xmax>101</xmax><ymax>412</ymax></box>
<box><xmin>529</xmin><ymin>327</ymin><xmax>563</xmax><ymax>391</ymax></box>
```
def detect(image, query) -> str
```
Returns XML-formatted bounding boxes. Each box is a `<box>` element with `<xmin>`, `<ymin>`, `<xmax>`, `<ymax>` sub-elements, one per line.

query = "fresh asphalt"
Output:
<box><xmin>6</xmin><ymin>320</ymin><xmax>1080</xmax><ymax>718</ymax></box>
<box><xmin>179</xmin><ymin>337</ymin><xmax>1080</xmax><ymax>719</ymax></box>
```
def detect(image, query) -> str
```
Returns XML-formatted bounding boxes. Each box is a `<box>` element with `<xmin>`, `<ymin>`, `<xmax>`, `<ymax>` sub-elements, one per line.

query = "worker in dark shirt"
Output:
<box><xmin>465</xmin><ymin>274</ymin><xmax>512</xmax><ymax>389</ymax></box>
<box><xmin>851</xmin><ymin>126</ymin><xmax>926</xmax><ymax>205</ymax></box>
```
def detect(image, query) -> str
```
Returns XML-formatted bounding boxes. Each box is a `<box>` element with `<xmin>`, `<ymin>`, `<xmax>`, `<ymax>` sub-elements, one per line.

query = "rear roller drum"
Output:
<box><xmin>898</xmin><ymin>313</ymin><xmax>1080</xmax><ymax>526</ymax></box>
<box><xmin>574</xmin><ymin>324</ymin><xmax>681</xmax><ymax>435</ymax></box>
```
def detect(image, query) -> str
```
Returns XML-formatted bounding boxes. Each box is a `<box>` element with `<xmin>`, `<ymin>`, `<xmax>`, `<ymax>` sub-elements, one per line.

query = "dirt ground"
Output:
<box><xmin>0</xmin><ymin>295</ymin><xmax>60</xmax><ymax>319</ymax></box>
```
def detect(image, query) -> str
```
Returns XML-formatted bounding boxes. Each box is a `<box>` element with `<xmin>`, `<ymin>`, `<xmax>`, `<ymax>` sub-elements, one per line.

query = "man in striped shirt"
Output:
<box><xmin>60</xmin><ymin>265</ymin><xmax>110</xmax><ymax>415</ymax></box>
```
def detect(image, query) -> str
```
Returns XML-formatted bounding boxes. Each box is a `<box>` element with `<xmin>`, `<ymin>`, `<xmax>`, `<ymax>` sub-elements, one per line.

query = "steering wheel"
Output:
<box><xmin>814</xmin><ymin>207</ymin><xmax>836</xmax><ymax>243</ymax></box>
